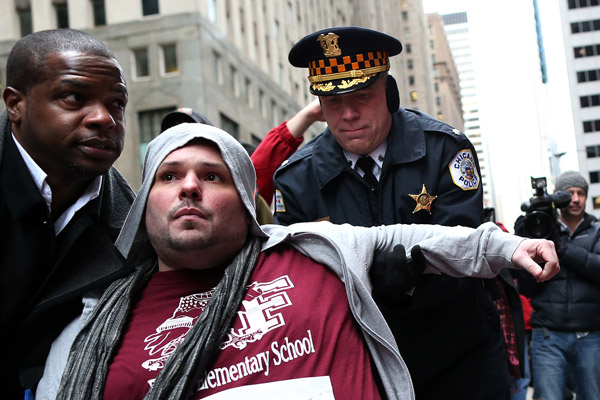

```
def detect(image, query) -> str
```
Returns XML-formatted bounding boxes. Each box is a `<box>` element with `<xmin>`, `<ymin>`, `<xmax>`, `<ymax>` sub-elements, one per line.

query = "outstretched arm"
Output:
<box><xmin>369</xmin><ymin>222</ymin><xmax>560</xmax><ymax>281</ymax></box>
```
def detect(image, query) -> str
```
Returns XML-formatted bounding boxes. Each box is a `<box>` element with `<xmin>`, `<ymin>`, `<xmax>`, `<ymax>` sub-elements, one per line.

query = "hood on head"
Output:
<box><xmin>115</xmin><ymin>123</ymin><xmax>267</xmax><ymax>263</ymax></box>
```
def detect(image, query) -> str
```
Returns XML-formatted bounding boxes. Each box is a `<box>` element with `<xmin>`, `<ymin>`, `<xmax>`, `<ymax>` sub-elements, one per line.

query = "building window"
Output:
<box><xmin>229</xmin><ymin>65</ymin><xmax>238</xmax><ymax>96</ymax></box>
<box><xmin>580</xmin><ymin>94</ymin><xmax>600</xmax><ymax>108</ymax></box>
<box><xmin>569</xmin><ymin>0</ymin><xmax>600</xmax><ymax>9</ymax></box>
<box><xmin>571</xmin><ymin>19</ymin><xmax>600</xmax><ymax>33</ymax></box>
<box><xmin>142</xmin><ymin>0</ymin><xmax>159</xmax><ymax>15</ymax></box>
<box><xmin>271</xmin><ymin>99</ymin><xmax>278</xmax><ymax>126</ymax></box>
<box><xmin>408</xmin><ymin>76</ymin><xmax>415</xmax><ymax>86</ymax></box>
<box><xmin>258</xmin><ymin>89</ymin><xmax>265</xmax><ymax>117</ymax></box>
<box><xmin>138</xmin><ymin>107</ymin><xmax>175</xmax><ymax>162</ymax></box>
<box><xmin>17</xmin><ymin>8</ymin><xmax>32</xmax><ymax>37</ymax></box>
<box><xmin>91</xmin><ymin>0</ymin><xmax>106</xmax><ymax>26</ymax></box>
<box><xmin>244</xmin><ymin>78</ymin><xmax>252</xmax><ymax>107</ymax></box>
<box><xmin>254</xmin><ymin>22</ymin><xmax>259</xmax><ymax>47</ymax></box>
<box><xmin>583</xmin><ymin>119</ymin><xmax>600</xmax><ymax>133</ymax></box>
<box><xmin>293</xmin><ymin>82</ymin><xmax>300</xmax><ymax>102</ymax></box>
<box><xmin>406</xmin><ymin>43</ymin><xmax>412</xmax><ymax>54</ymax></box>
<box><xmin>410</xmin><ymin>91</ymin><xmax>418</xmax><ymax>102</ymax></box>
<box><xmin>220</xmin><ymin>113</ymin><xmax>239</xmax><ymax>139</ymax></box>
<box><xmin>407</xmin><ymin>59</ymin><xmax>413</xmax><ymax>70</ymax></box>
<box><xmin>586</xmin><ymin>145</ymin><xmax>600</xmax><ymax>158</ymax></box>
<box><xmin>239</xmin><ymin>8</ymin><xmax>246</xmax><ymax>34</ymax></box>
<box><xmin>133</xmin><ymin>48</ymin><xmax>150</xmax><ymax>78</ymax></box>
<box><xmin>265</xmin><ymin>34</ymin><xmax>271</xmax><ymax>59</ymax></box>
<box><xmin>207</xmin><ymin>0</ymin><xmax>216</xmax><ymax>22</ymax></box>
<box><xmin>593</xmin><ymin>196</ymin><xmax>600</xmax><ymax>210</ymax></box>
<box><xmin>402</xmin><ymin>11</ymin><xmax>408</xmax><ymax>21</ymax></box>
<box><xmin>213</xmin><ymin>51</ymin><xmax>223</xmax><ymax>85</ymax></box>
<box><xmin>55</xmin><ymin>2</ymin><xmax>69</xmax><ymax>28</ymax></box>
<box><xmin>436</xmin><ymin>97</ymin><xmax>441</xmax><ymax>106</ymax></box>
<box><xmin>590</xmin><ymin>171</ymin><xmax>600</xmax><ymax>183</ymax></box>
<box><xmin>574</xmin><ymin>44</ymin><xmax>600</xmax><ymax>58</ymax></box>
<box><xmin>161</xmin><ymin>43</ymin><xmax>178</xmax><ymax>74</ymax></box>
<box><xmin>577</xmin><ymin>68</ymin><xmax>600</xmax><ymax>83</ymax></box>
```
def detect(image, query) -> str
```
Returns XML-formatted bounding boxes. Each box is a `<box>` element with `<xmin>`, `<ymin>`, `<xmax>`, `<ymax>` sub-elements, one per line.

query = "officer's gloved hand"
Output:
<box><xmin>370</xmin><ymin>244</ymin><xmax>426</xmax><ymax>305</ymax></box>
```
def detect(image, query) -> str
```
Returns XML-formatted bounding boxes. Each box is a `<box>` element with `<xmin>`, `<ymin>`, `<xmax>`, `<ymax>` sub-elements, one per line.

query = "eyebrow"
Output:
<box><xmin>56</xmin><ymin>78</ymin><xmax>128</xmax><ymax>97</ymax></box>
<box><xmin>56</xmin><ymin>78</ymin><xmax>90</xmax><ymax>89</ymax></box>
<box><xmin>158</xmin><ymin>159</ymin><xmax>229</xmax><ymax>170</ymax></box>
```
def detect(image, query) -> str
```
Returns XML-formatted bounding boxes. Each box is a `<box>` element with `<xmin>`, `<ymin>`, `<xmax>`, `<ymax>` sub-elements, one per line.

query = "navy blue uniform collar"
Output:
<box><xmin>312</xmin><ymin>108</ymin><xmax>426</xmax><ymax>189</ymax></box>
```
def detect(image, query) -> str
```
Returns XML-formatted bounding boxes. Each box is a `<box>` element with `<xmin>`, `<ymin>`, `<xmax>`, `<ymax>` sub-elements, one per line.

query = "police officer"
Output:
<box><xmin>273</xmin><ymin>27</ymin><xmax>511</xmax><ymax>399</ymax></box>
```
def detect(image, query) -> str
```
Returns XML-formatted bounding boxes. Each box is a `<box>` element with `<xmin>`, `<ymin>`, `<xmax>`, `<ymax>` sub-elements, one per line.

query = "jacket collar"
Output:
<box><xmin>311</xmin><ymin>108</ymin><xmax>426</xmax><ymax>189</ymax></box>
<box><xmin>1</xmin><ymin>122</ymin><xmax>49</xmax><ymax>221</ymax></box>
<box><xmin>1</xmin><ymin>110</ymin><xmax>104</xmax><ymax>223</ymax></box>
<box><xmin>571</xmin><ymin>213</ymin><xmax>598</xmax><ymax>235</ymax></box>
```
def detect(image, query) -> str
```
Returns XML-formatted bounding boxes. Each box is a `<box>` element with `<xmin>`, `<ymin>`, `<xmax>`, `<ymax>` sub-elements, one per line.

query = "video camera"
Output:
<box><xmin>517</xmin><ymin>177</ymin><xmax>571</xmax><ymax>239</ymax></box>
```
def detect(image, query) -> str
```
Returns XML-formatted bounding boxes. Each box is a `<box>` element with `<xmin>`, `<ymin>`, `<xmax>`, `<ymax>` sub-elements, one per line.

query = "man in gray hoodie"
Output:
<box><xmin>38</xmin><ymin>123</ymin><xmax>558</xmax><ymax>400</ymax></box>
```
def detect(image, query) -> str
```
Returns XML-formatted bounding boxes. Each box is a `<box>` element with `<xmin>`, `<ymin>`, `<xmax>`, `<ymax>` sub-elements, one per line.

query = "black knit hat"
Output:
<box><xmin>555</xmin><ymin>171</ymin><xmax>588</xmax><ymax>194</ymax></box>
<box><xmin>160</xmin><ymin>108</ymin><xmax>213</xmax><ymax>133</ymax></box>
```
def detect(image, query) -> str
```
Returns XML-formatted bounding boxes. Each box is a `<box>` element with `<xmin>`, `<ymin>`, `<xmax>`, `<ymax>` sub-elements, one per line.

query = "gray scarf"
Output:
<box><xmin>56</xmin><ymin>236</ymin><xmax>263</xmax><ymax>399</ymax></box>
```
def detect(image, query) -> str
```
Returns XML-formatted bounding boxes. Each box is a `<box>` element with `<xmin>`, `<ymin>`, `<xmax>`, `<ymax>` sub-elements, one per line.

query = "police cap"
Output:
<box><xmin>289</xmin><ymin>26</ymin><xmax>402</xmax><ymax>96</ymax></box>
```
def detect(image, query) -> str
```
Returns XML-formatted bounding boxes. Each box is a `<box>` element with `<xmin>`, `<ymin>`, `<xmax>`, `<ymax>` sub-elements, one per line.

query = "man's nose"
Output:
<box><xmin>179</xmin><ymin>174</ymin><xmax>201</xmax><ymax>199</ymax></box>
<box><xmin>84</xmin><ymin>101</ymin><xmax>116</xmax><ymax>130</ymax></box>
<box><xmin>341</xmin><ymin>101</ymin><xmax>360</xmax><ymax>120</ymax></box>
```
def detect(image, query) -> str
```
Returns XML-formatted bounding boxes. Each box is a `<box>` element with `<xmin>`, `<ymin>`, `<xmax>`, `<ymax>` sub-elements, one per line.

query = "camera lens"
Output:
<box><xmin>523</xmin><ymin>211</ymin><xmax>554</xmax><ymax>238</ymax></box>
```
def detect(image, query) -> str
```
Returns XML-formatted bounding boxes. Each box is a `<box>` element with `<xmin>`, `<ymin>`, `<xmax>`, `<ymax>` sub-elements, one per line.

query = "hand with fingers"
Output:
<box><xmin>511</xmin><ymin>239</ymin><xmax>560</xmax><ymax>282</ymax></box>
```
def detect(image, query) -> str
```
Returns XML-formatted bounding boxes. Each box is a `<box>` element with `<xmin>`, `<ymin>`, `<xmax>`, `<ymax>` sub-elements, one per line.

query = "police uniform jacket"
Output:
<box><xmin>520</xmin><ymin>213</ymin><xmax>600</xmax><ymax>331</ymax></box>
<box><xmin>273</xmin><ymin>107</ymin><xmax>499</xmax><ymax>388</ymax></box>
<box><xmin>0</xmin><ymin>110</ymin><xmax>135</xmax><ymax>395</ymax></box>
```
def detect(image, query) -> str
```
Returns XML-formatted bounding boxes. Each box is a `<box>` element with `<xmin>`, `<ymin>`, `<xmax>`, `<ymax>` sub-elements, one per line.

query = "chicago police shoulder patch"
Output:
<box><xmin>275</xmin><ymin>190</ymin><xmax>286</xmax><ymax>212</ymax></box>
<box><xmin>448</xmin><ymin>149</ymin><xmax>480</xmax><ymax>191</ymax></box>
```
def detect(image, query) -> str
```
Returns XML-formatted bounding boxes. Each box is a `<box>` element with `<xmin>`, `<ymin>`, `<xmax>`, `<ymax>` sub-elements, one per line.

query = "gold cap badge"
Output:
<box><xmin>317</xmin><ymin>33</ymin><xmax>341</xmax><ymax>57</ymax></box>
<box><xmin>409</xmin><ymin>185</ymin><xmax>437</xmax><ymax>214</ymax></box>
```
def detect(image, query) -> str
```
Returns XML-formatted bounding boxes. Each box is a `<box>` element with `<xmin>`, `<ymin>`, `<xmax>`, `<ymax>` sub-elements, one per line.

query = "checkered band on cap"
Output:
<box><xmin>308</xmin><ymin>51</ymin><xmax>389</xmax><ymax>82</ymax></box>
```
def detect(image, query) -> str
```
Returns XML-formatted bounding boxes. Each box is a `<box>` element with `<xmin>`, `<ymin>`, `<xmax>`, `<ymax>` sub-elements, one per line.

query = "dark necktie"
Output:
<box><xmin>356</xmin><ymin>156</ymin><xmax>378</xmax><ymax>189</ymax></box>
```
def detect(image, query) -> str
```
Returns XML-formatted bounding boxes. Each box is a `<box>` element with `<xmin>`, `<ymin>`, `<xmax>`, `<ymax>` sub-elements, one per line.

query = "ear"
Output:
<box><xmin>2</xmin><ymin>87</ymin><xmax>26</xmax><ymax>125</ymax></box>
<box><xmin>385</xmin><ymin>75</ymin><xmax>400</xmax><ymax>114</ymax></box>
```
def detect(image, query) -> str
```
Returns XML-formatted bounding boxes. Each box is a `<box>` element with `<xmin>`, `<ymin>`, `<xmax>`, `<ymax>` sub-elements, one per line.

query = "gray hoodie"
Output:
<box><xmin>38</xmin><ymin>123</ymin><xmax>524</xmax><ymax>399</ymax></box>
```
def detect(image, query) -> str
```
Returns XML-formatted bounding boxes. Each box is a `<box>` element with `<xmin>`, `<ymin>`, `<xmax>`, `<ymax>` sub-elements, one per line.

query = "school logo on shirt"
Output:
<box><xmin>449</xmin><ymin>149</ymin><xmax>480</xmax><ymax>190</ymax></box>
<box><xmin>221</xmin><ymin>276</ymin><xmax>294</xmax><ymax>350</ymax></box>
<box><xmin>142</xmin><ymin>290</ymin><xmax>215</xmax><ymax>372</ymax></box>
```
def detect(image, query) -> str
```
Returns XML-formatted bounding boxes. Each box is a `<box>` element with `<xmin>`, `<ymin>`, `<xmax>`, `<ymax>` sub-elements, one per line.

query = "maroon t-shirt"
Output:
<box><xmin>104</xmin><ymin>246</ymin><xmax>380</xmax><ymax>399</ymax></box>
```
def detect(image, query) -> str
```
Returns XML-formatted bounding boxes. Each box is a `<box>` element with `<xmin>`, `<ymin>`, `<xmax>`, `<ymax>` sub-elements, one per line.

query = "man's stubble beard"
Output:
<box><xmin>151</xmin><ymin>221</ymin><xmax>216</xmax><ymax>252</ymax></box>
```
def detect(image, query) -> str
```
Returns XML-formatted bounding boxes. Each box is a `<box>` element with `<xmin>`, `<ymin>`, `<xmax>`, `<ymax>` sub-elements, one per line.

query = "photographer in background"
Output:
<box><xmin>516</xmin><ymin>171</ymin><xmax>600</xmax><ymax>400</ymax></box>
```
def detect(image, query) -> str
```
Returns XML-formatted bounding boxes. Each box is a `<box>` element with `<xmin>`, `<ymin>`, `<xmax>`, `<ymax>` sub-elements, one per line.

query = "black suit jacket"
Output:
<box><xmin>0</xmin><ymin>110</ymin><xmax>135</xmax><ymax>396</ymax></box>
